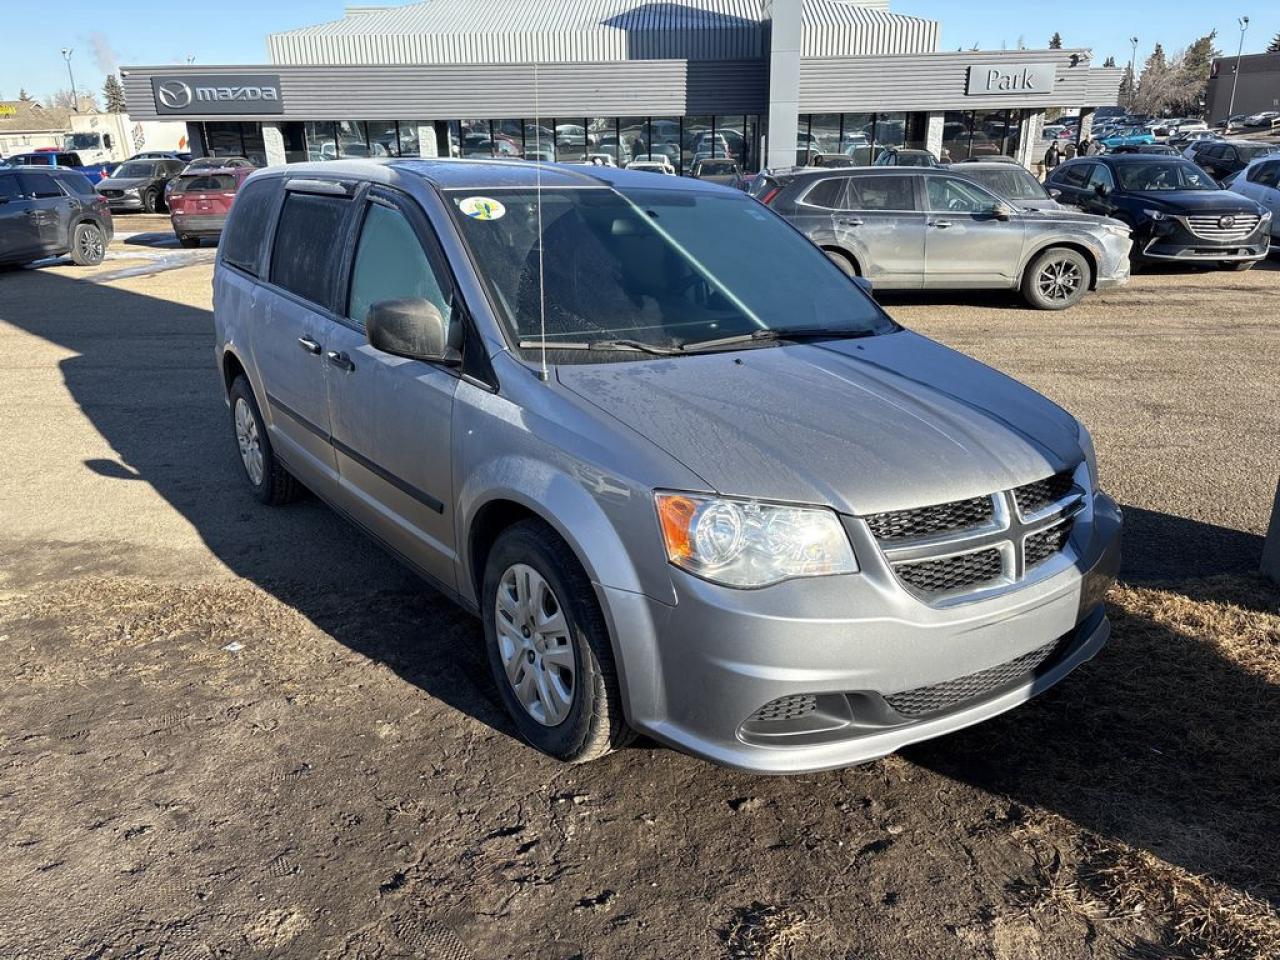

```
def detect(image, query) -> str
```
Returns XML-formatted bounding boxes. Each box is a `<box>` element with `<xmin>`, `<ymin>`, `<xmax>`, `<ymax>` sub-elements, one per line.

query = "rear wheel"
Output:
<box><xmin>179</xmin><ymin>235</ymin><xmax>201</xmax><ymax>248</ymax></box>
<box><xmin>70</xmin><ymin>222</ymin><xmax>106</xmax><ymax>266</ymax></box>
<box><xmin>824</xmin><ymin>248</ymin><xmax>858</xmax><ymax>277</ymax></box>
<box><xmin>482</xmin><ymin>519</ymin><xmax>633</xmax><ymax>763</ymax></box>
<box><xmin>1022</xmin><ymin>247</ymin><xmax>1091</xmax><ymax>310</ymax></box>
<box><xmin>1219</xmin><ymin>260</ymin><xmax>1255</xmax><ymax>271</ymax></box>
<box><xmin>227</xmin><ymin>376</ymin><xmax>301</xmax><ymax>506</ymax></box>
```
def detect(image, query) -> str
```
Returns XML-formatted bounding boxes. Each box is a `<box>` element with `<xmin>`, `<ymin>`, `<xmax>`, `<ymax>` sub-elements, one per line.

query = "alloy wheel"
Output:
<box><xmin>234</xmin><ymin>397</ymin><xmax>265</xmax><ymax>486</ymax></box>
<box><xmin>1037</xmin><ymin>258</ymin><xmax>1083</xmax><ymax>302</ymax></box>
<box><xmin>495</xmin><ymin>563</ymin><xmax>575</xmax><ymax>726</ymax></box>
<box><xmin>78</xmin><ymin>226</ymin><xmax>104</xmax><ymax>262</ymax></box>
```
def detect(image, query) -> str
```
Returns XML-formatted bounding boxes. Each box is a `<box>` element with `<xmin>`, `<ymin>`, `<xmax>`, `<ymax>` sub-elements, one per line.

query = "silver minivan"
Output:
<box><xmin>213</xmin><ymin>159</ymin><xmax>1121</xmax><ymax>774</ymax></box>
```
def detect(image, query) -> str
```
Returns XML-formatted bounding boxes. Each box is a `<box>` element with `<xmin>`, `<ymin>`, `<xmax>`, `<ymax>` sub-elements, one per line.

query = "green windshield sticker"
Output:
<box><xmin>459</xmin><ymin>196</ymin><xmax>506</xmax><ymax>221</ymax></box>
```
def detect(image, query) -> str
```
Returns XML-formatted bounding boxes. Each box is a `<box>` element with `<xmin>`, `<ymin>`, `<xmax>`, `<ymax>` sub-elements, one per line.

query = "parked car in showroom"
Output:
<box><xmin>950</xmin><ymin>160</ymin><xmax>1064</xmax><ymax>211</ymax></box>
<box><xmin>1227</xmin><ymin>156</ymin><xmax>1280</xmax><ymax>245</ymax></box>
<box><xmin>96</xmin><ymin>157</ymin><xmax>186</xmax><ymax>213</ymax></box>
<box><xmin>1047</xmin><ymin>155</ymin><xmax>1272</xmax><ymax>270</ymax></box>
<box><xmin>168</xmin><ymin>165</ymin><xmax>256</xmax><ymax>247</ymax></box>
<box><xmin>757</xmin><ymin>167</ymin><xmax>1130</xmax><ymax>309</ymax></box>
<box><xmin>0</xmin><ymin>166</ymin><xmax>112</xmax><ymax>267</ymax></box>
<box><xmin>1191</xmin><ymin>140</ymin><xmax>1280</xmax><ymax>184</ymax></box>
<box><xmin>212</xmin><ymin>159</ymin><xmax>1120</xmax><ymax>772</ymax></box>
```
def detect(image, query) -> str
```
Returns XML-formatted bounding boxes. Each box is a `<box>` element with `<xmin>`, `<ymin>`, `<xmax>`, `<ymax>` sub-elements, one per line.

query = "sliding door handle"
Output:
<box><xmin>297</xmin><ymin>336</ymin><xmax>322</xmax><ymax>355</ymax></box>
<box><xmin>326</xmin><ymin>350</ymin><xmax>355</xmax><ymax>372</ymax></box>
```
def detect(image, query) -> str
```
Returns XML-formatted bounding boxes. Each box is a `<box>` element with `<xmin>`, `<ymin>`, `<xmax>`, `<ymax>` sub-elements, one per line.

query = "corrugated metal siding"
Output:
<box><xmin>799</xmin><ymin>50</ymin><xmax>1091</xmax><ymax>112</ymax></box>
<box><xmin>1084</xmin><ymin>67</ymin><xmax>1123</xmax><ymax>106</ymax></box>
<box><xmin>265</xmin><ymin>0</ymin><xmax>937</xmax><ymax>65</ymax></box>
<box><xmin>120</xmin><ymin>60</ymin><xmax>769</xmax><ymax>121</ymax></box>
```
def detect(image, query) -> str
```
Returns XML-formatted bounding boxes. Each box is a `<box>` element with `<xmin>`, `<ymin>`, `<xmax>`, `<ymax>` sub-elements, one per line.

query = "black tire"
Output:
<box><xmin>179</xmin><ymin>235</ymin><xmax>201</xmax><ymax>248</ymax></box>
<box><xmin>227</xmin><ymin>375</ymin><xmax>301</xmax><ymax>506</ymax></box>
<box><xmin>142</xmin><ymin>188</ymin><xmax>159</xmax><ymax>214</ymax></box>
<box><xmin>824</xmin><ymin>248</ymin><xmax>858</xmax><ymax>277</ymax></box>
<box><xmin>482</xmin><ymin>519</ymin><xmax>633</xmax><ymax>763</ymax></box>
<box><xmin>1021</xmin><ymin>246</ymin><xmax>1092</xmax><ymax>310</ymax></box>
<box><xmin>69</xmin><ymin>221</ymin><xmax>106</xmax><ymax>266</ymax></box>
<box><xmin>1219</xmin><ymin>260</ymin><xmax>1255</xmax><ymax>271</ymax></box>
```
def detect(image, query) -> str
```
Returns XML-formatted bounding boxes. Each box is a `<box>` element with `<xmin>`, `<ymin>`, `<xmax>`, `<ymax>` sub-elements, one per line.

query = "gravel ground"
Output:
<box><xmin>1</xmin><ymin>224</ymin><xmax>1277</xmax><ymax>959</ymax></box>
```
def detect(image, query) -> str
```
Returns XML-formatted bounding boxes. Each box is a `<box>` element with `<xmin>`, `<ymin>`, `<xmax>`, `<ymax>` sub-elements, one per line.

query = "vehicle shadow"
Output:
<box><xmin>3</xmin><ymin>268</ymin><xmax>1276</xmax><ymax>910</ymax></box>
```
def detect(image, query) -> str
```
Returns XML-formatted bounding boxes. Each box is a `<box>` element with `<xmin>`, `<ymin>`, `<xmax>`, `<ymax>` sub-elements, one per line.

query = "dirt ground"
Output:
<box><xmin>1</xmin><ymin>217</ymin><xmax>1278</xmax><ymax>959</ymax></box>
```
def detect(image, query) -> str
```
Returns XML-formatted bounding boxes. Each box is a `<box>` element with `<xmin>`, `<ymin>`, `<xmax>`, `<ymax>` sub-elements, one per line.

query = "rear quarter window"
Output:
<box><xmin>55</xmin><ymin>171</ymin><xmax>97</xmax><ymax>197</ymax></box>
<box><xmin>269</xmin><ymin>190</ymin><xmax>353</xmax><ymax>307</ymax></box>
<box><xmin>220</xmin><ymin>177</ymin><xmax>282</xmax><ymax>277</ymax></box>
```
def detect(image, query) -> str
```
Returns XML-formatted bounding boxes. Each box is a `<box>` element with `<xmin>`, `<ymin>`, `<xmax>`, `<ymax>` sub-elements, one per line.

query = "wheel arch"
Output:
<box><xmin>221</xmin><ymin>348</ymin><xmax>248</xmax><ymax>397</ymax></box>
<box><xmin>820</xmin><ymin>245</ymin><xmax>862</xmax><ymax>276</ymax></box>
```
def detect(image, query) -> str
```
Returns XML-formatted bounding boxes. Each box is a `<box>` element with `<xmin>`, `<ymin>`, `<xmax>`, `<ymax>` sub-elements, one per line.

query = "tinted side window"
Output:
<box><xmin>849</xmin><ymin>176</ymin><xmax>915</xmax><ymax>211</ymax></box>
<box><xmin>1085</xmin><ymin>164</ymin><xmax>1115</xmax><ymax>190</ymax></box>
<box><xmin>1250</xmin><ymin>160</ymin><xmax>1280</xmax><ymax>188</ymax></box>
<box><xmin>220</xmin><ymin>177</ymin><xmax>282</xmax><ymax>277</ymax></box>
<box><xmin>17</xmin><ymin>172</ymin><xmax>62</xmax><ymax>198</ymax></box>
<box><xmin>347</xmin><ymin>200</ymin><xmax>451</xmax><ymax>329</ymax></box>
<box><xmin>1055</xmin><ymin>163</ymin><xmax>1092</xmax><ymax>189</ymax></box>
<box><xmin>270</xmin><ymin>191</ymin><xmax>351</xmax><ymax>307</ymax></box>
<box><xmin>56</xmin><ymin>171</ymin><xmax>97</xmax><ymax>197</ymax></box>
<box><xmin>0</xmin><ymin>175</ymin><xmax>21</xmax><ymax>200</ymax></box>
<box><xmin>802</xmin><ymin>177</ymin><xmax>851</xmax><ymax>209</ymax></box>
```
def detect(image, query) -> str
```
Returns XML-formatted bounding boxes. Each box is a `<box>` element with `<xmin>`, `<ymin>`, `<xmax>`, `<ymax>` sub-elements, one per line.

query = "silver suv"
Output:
<box><xmin>759</xmin><ymin>167</ymin><xmax>1132</xmax><ymax>309</ymax></box>
<box><xmin>213</xmin><ymin>159</ymin><xmax>1122</xmax><ymax>774</ymax></box>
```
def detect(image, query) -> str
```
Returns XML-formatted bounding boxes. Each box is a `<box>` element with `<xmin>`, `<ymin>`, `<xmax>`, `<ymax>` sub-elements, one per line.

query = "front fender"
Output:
<box><xmin>1018</xmin><ymin>231</ymin><xmax>1107</xmax><ymax>283</ymax></box>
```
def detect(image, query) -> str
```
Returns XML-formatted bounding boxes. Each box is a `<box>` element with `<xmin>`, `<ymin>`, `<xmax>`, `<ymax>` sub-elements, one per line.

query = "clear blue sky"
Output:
<box><xmin>2</xmin><ymin>1</ymin><xmax>1276</xmax><ymax>104</ymax></box>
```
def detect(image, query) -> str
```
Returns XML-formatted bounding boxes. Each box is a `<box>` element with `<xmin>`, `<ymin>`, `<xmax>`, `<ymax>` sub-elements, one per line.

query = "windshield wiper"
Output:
<box><xmin>518</xmin><ymin>338</ymin><xmax>684</xmax><ymax>356</ymax></box>
<box><xmin>679</xmin><ymin>327</ymin><xmax>880</xmax><ymax>353</ymax></box>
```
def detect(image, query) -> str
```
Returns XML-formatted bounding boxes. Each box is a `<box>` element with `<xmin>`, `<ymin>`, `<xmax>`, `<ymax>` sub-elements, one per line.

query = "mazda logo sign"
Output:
<box><xmin>1219</xmin><ymin>215</ymin><xmax>1236</xmax><ymax>229</ymax></box>
<box><xmin>157</xmin><ymin>80</ymin><xmax>192</xmax><ymax>110</ymax></box>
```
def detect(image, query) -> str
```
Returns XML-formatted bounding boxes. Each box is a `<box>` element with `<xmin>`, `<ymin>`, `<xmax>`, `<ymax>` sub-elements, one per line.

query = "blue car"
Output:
<box><xmin>1100</xmin><ymin>127</ymin><xmax>1157</xmax><ymax>150</ymax></box>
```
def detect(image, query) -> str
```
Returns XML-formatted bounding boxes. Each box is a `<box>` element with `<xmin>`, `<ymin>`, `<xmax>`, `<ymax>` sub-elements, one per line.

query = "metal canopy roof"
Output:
<box><xmin>267</xmin><ymin>0</ymin><xmax>939</xmax><ymax>65</ymax></box>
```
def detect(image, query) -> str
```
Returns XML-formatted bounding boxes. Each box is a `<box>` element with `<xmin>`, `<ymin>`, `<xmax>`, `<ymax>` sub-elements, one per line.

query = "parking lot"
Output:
<box><xmin>1</xmin><ymin>220</ymin><xmax>1278</xmax><ymax>959</ymax></box>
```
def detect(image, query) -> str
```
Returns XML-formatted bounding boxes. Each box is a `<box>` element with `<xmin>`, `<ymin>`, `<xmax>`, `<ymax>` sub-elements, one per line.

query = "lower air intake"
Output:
<box><xmin>885</xmin><ymin>640</ymin><xmax>1061</xmax><ymax>718</ymax></box>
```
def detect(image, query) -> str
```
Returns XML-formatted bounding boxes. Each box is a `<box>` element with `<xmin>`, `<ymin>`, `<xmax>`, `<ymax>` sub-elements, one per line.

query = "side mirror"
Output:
<box><xmin>1047</xmin><ymin>188</ymin><xmax>1063</xmax><ymax>199</ymax></box>
<box><xmin>1094</xmin><ymin>183</ymin><xmax>1110</xmax><ymax>197</ymax></box>
<box><xmin>853</xmin><ymin>276</ymin><xmax>874</xmax><ymax>295</ymax></box>
<box><xmin>366</xmin><ymin>298</ymin><xmax>459</xmax><ymax>363</ymax></box>
<box><xmin>992</xmin><ymin>202</ymin><xmax>1014</xmax><ymax>221</ymax></box>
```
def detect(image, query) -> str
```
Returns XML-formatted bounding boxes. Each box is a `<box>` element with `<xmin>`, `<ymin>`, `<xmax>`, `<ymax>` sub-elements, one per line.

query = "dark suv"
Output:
<box><xmin>1047</xmin><ymin>155</ymin><xmax>1272</xmax><ymax>270</ymax></box>
<box><xmin>1190</xmin><ymin>140</ymin><xmax>1280</xmax><ymax>183</ymax></box>
<box><xmin>0</xmin><ymin>166</ymin><xmax>113</xmax><ymax>267</ymax></box>
<box><xmin>96</xmin><ymin>157</ymin><xmax>187</xmax><ymax>213</ymax></box>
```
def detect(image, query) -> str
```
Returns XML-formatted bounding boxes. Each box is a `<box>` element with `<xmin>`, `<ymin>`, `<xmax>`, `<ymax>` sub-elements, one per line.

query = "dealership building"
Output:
<box><xmin>120</xmin><ymin>0</ymin><xmax>1121</xmax><ymax>173</ymax></box>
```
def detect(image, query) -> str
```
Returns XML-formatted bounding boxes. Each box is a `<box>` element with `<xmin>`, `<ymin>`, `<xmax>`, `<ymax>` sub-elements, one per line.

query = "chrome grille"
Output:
<box><xmin>1182</xmin><ymin>214</ymin><xmax>1262</xmax><ymax>241</ymax></box>
<box><xmin>885</xmin><ymin>639</ymin><xmax>1062</xmax><ymax>718</ymax></box>
<box><xmin>895</xmin><ymin>548</ymin><xmax>1003</xmax><ymax>593</ymax></box>
<box><xmin>864</xmin><ymin>495</ymin><xmax>994</xmax><ymax>542</ymax></box>
<box><xmin>1013</xmin><ymin>471</ymin><xmax>1076</xmax><ymax>517</ymax></box>
<box><xmin>864</xmin><ymin>469</ymin><xmax>1084</xmax><ymax>604</ymax></box>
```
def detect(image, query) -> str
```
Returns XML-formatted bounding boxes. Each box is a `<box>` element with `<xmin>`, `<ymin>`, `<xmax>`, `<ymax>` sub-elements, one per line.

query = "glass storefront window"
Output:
<box><xmin>523</xmin><ymin>119</ymin><xmax>554</xmax><ymax>161</ymax></box>
<box><xmin>304</xmin><ymin>121</ymin><xmax>336</xmax><ymax>161</ymax></box>
<box><xmin>280</xmin><ymin>122</ymin><xmax>307</xmax><ymax>164</ymax></box>
<box><xmin>366</xmin><ymin>121</ymin><xmax>399</xmax><ymax>158</ymax></box>
<box><xmin>397</xmin><ymin>121</ymin><xmax>422</xmax><ymax>158</ymax></box>
<box><xmin>942</xmin><ymin>111</ymin><xmax>973</xmax><ymax>163</ymax></box>
<box><xmin>588</xmin><ymin>117</ymin><xmax>620</xmax><ymax>164</ymax></box>
<box><xmin>337</xmin><ymin>121</ymin><xmax>368</xmax><ymax>159</ymax></box>
<box><xmin>809</xmin><ymin>114</ymin><xmax>841</xmax><ymax>158</ymax></box>
<box><xmin>648</xmin><ymin>116</ymin><xmax>682</xmax><ymax>172</ymax></box>
<box><xmin>840</xmin><ymin>113</ymin><xmax>874</xmax><ymax>165</ymax></box>
<box><xmin>554</xmin><ymin>119</ymin><xmax>587</xmax><ymax>162</ymax></box>
<box><xmin>459</xmin><ymin>119</ymin><xmax>491</xmax><ymax>157</ymax></box>
<box><xmin>713</xmin><ymin>116</ymin><xmax>745</xmax><ymax>163</ymax></box>
<box><xmin>491</xmin><ymin>119</ymin><xmax>522</xmax><ymax>158</ymax></box>
<box><xmin>619</xmin><ymin>117</ymin><xmax>649</xmax><ymax>167</ymax></box>
<box><xmin>683</xmin><ymin>115</ymin><xmax>712</xmax><ymax>171</ymax></box>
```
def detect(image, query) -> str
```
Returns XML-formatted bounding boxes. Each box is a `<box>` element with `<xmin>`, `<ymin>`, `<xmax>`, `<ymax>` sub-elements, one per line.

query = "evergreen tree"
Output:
<box><xmin>18</xmin><ymin>88</ymin><xmax>33</xmax><ymax>102</ymax></box>
<box><xmin>1177</xmin><ymin>31</ymin><xmax>1220</xmax><ymax>115</ymax></box>
<box><xmin>103</xmin><ymin>74</ymin><xmax>126</xmax><ymax>113</ymax></box>
<box><xmin>1049</xmin><ymin>32</ymin><xmax>1063</xmax><ymax>50</ymax></box>
<box><xmin>1119</xmin><ymin>63</ymin><xmax>1137</xmax><ymax>107</ymax></box>
<box><xmin>1268</xmin><ymin>33</ymin><xmax>1280</xmax><ymax>53</ymax></box>
<box><xmin>1103</xmin><ymin>56</ymin><xmax>1117</xmax><ymax>68</ymax></box>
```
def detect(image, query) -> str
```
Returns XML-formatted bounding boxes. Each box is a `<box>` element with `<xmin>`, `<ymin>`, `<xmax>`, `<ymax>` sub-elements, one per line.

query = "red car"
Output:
<box><xmin>167</xmin><ymin>165</ymin><xmax>255</xmax><ymax>248</ymax></box>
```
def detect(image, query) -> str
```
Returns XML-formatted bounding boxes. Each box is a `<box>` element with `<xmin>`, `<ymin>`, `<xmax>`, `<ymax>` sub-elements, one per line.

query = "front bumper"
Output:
<box><xmin>1137</xmin><ymin>220</ymin><xmax>1271</xmax><ymax>262</ymax></box>
<box><xmin>601</xmin><ymin>492</ymin><xmax>1122</xmax><ymax>774</ymax></box>
<box><xmin>101</xmin><ymin>194</ymin><xmax>144</xmax><ymax>211</ymax></box>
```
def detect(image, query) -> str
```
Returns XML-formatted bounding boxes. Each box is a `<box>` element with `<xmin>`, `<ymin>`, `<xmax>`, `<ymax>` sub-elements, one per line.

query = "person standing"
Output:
<box><xmin>1043</xmin><ymin>140</ymin><xmax>1062</xmax><ymax>178</ymax></box>
<box><xmin>1062</xmin><ymin>140</ymin><xmax>1078</xmax><ymax>161</ymax></box>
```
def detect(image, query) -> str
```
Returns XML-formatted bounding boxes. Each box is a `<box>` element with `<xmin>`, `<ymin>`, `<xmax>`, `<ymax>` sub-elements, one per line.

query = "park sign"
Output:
<box><xmin>966</xmin><ymin>62</ymin><xmax>1056</xmax><ymax>96</ymax></box>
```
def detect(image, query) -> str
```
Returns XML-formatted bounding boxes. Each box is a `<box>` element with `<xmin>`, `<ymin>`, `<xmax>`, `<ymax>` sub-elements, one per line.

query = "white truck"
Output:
<box><xmin>62</xmin><ymin>113</ymin><xmax>190</xmax><ymax>168</ymax></box>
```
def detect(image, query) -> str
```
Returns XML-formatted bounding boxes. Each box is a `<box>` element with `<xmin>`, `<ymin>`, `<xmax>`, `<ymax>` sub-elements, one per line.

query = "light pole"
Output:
<box><xmin>60</xmin><ymin>47</ymin><xmax>78</xmax><ymax>112</ymax></box>
<box><xmin>1227</xmin><ymin>16</ymin><xmax>1250</xmax><ymax>123</ymax></box>
<box><xmin>1128</xmin><ymin>37</ymin><xmax>1139</xmax><ymax>111</ymax></box>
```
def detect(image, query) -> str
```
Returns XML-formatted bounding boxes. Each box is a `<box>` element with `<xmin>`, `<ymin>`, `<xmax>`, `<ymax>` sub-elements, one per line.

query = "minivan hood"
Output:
<box><xmin>557</xmin><ymin>330</ymin><xmax>1081</xmax><ymax>515</ymax></box>
<box><xmin>1132</xmin><ymin>189</ymin><xmax>1261</xmax><ymax>213</ymax></box>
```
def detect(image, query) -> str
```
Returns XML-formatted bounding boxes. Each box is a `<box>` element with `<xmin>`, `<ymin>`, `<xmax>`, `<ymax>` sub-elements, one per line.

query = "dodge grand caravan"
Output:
<box><xmin>213</xmin><ymin>159</ymin><xmax>1121</xmax><ymax>773</ymax></box>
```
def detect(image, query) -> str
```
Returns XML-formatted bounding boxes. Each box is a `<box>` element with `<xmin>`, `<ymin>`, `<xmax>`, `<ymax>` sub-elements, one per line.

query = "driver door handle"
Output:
<box><xmin>836</xmin><ymin>217</ymin><xmax>864</xmax><ymax>227</ymax></box>
<box><xmin>929</xmin><ymin>220</ymin><xmax>953</xmax><ymax>229</ymax></box>
<box><xmin>297</xmin><ymin>336</ymin><xmax>322</xmax><ymax>355</ymax></box>
<box><xmin>326</xmin><ymin>350</ymin><xmax>355</xmax><ymax>372</ymax></box>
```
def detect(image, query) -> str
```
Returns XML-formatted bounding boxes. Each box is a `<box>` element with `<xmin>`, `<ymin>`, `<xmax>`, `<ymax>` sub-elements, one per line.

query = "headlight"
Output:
<box><xmin>1077</xmin><ymin>421</ymin><xmax>1100</xmax><ymax>493</ymax></box>
<box><xmin>655</xmin><ymin>493</ymin><xmax>857</xmax><ymax>588</ymax></box>
<box><xmin>1142</xmin><ymin>209</ymin><xmax>1168</xmax><ymax>221</ymax></box>
<box><xmin>124</xmin><ymin>187</ymin><xmax>140</xmax><ymax>195</ymax></box>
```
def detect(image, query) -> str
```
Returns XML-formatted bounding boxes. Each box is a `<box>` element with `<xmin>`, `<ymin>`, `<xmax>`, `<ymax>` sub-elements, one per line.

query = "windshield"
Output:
<box><xmin>1116</xmin><ymin>161</ymin><xmax>1219</xmax><ymax>191</ymax></box>
<box><xmin>113</xmin><ymin>161</ymin><xmax>157</xmax><ymax>179</ymax></box>
<box><xmin>63</xmin><ymin>132</ymin><xmax>100</xmax><ymax>150</ymax></box>
<box><xmin>448</xmin><ymin>186</ymin><xmax>892</xmax><ymax>354</ymax></box>
<box><xmin>959</xmin><ymin>167</ymin><xmax>1051</xmax><ymax>202</ymax></box>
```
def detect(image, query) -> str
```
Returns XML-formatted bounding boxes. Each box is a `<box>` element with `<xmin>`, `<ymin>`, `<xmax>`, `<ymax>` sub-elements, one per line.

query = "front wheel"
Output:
<box><xmin>1022</xmin><ymin>247</ymin><xmax>1092</xmax><ymax>310</ymax></box>
<box><xmin>482</xmin><ymin>519</ymin><xmax>633</xmax><ymax>763</ymax></box>
<box><xmin>142</xmin><ymin>189</ymin><xmax>159</xmax><ymax>214</ymax></box>
<box><xmin>227</xmin><ymin>376</ymin><xmax>302</xmax><ymax>505</ymax></box>
<box><xmin>1219</xmin><ymin>260</ymin><xmax>1255</xmax><ymax>271</ymax></box>
<box><xmin>70</xmin><ymin>222</ymin><xmax>106</xmax><ymax>266</ymax></box>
